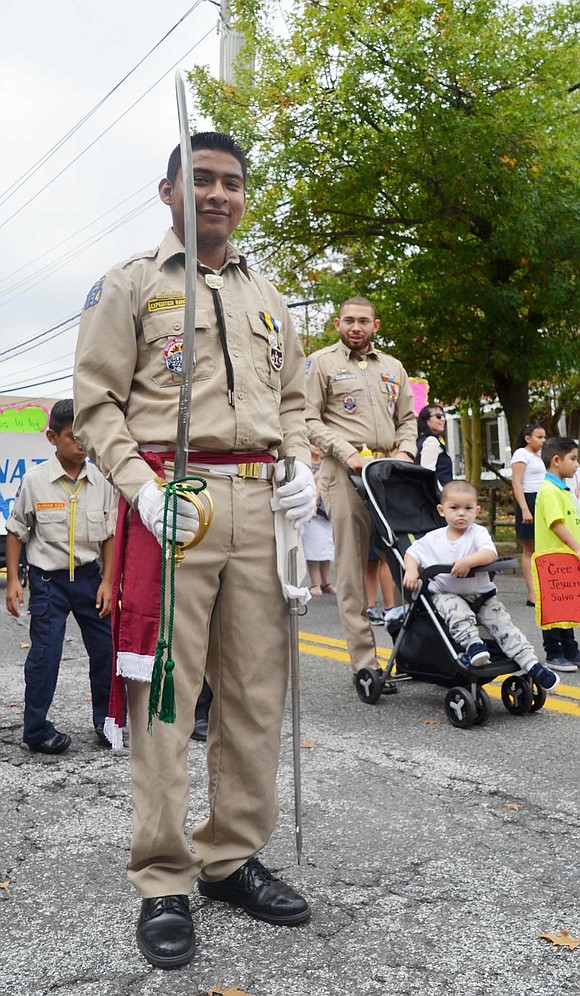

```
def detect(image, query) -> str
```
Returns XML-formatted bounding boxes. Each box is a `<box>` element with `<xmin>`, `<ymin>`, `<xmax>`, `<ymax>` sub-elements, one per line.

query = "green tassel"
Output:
<box><xmin>147</xmin><ymin>638</ymin><xmax>167</xmax><ymax>729</ymax></box>
<box><xmin>158</xmin><ymin>659</ymin><xmax>176</xmax><ymax>723</ymax></box>
<box><xmin>148</xmin><ymin>475</ymin><xmax>209</xmax><ymax>732</ymax></box>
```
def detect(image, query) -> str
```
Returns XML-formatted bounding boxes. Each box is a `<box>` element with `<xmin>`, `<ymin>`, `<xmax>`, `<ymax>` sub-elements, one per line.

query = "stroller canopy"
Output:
<box><xmin>362</xmin><ymin>460</ymin><xmax>445</xmax><ymax>554</ymax></box>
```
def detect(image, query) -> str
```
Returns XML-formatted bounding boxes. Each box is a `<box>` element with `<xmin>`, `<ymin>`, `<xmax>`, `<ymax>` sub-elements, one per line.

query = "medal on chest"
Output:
<box><xmin>381</xmin><ymin>372</ymin><xmax>399</xmax><ymax>416</ymax></box>
<box><xmin>260</xmin><ymin>311</ymin><xmax>284</xmax><ymax>371</ymax></box>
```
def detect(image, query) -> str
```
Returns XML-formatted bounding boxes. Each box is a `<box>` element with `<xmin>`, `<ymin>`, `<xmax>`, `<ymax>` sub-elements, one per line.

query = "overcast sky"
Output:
<box><xmin>0</xmin><ymin>0</ymin><xmax>222</xmax><ymax>400</ymax></box>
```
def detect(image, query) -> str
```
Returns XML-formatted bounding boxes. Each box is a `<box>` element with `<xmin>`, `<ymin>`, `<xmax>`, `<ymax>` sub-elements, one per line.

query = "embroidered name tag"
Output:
<box><xmin>147</xmin><ymin>296</ymin><xmax>186</xmax><ymax>313</ymax></box>
<box><xmin>36</xmin><ymin>502</ymin><xmax>67</xmax><ymax>510</ymax></box>
<box><xmin>334</xmin><ymin>373</ymin><xmax>357</xmax><ymax>381</ymax></box>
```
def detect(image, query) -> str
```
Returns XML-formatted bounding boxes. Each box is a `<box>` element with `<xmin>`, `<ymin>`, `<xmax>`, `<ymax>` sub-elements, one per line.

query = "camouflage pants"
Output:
<box><xmin>431</xmin><ymin>592</ymin><xmax>538</xmax><ymax>669</ymax></box>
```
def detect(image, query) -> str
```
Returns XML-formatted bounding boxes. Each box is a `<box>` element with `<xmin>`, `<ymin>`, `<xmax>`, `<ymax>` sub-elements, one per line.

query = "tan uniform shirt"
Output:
<box><xmin>305</xmin><ymin>341</ymin><xmax>417</xmax><ymax>463</ymax></box>
<box><xmin>73</xmin><ymin>228</ymin><xmax>310</xmax><ymax>504</ymax></box>
<box><xmin>6</xmin><ymin>454</ymin><xmax>115</xmax><ymax>571</ymax></box>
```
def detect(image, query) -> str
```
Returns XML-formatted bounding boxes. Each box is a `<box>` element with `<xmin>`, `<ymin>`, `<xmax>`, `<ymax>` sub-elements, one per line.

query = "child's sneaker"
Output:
<box><xmin>529</xmin><ymin>662</ymin><xmax>560</xmax><ymax>691</ymax></box>
<box><xmin>367</xmin><ymin>606</ymin><xmax>384</xmax><ymax>625</ymax></box>
<box><xmin>546</xmin><ymin>656</ymin><xmax>578</xmax><ymax>672</ymax></box>
<box><xmin>467</xmin><ymin>641</ymin><xmax>491</xmax><ymax>666</ymax></box>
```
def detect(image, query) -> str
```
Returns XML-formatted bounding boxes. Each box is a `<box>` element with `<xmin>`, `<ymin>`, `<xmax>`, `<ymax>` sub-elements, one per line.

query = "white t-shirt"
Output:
<box><xmin>407</xmin><ymin>522</ymin><xmax>497</xmax><ymax>595</ymax></box>
<box><xmin>510</xmin><ymin>447</ymin><xmax>545</xmax><ymax>493</ymax></box>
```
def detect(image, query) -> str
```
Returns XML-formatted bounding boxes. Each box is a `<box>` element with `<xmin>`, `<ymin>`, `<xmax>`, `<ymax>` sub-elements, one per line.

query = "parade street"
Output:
<box><xmin>1</xmin><ymin>571</ymin><xmax>579</xmax><ymax>996</ymax></box>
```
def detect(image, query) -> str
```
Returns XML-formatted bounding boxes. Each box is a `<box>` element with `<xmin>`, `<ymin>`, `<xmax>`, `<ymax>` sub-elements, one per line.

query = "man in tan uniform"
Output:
<box><xmin>305</xmin><ymin>297</ymin><xmax>417</xmax><ymax>678</ymax></box>
<box><xmin>73</xmin><ymin>133</ymin><xmax>315</xmax><ymax>969</ymax></box>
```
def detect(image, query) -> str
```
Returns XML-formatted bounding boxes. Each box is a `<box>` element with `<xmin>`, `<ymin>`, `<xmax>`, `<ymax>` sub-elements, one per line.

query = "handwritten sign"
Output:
<box><xmin>532</xmin><ymin>550</ymin><xmax>580</xmax><ymax>628</ymax></box>
<box><xmin>408</xmin><ymin>378</ymin><xmax>429</xmax><ymax>415</ymax></box>
<box><xmin>0</xmin><ymin>405</ymin><xmax>49</xmax><ymax>433</ymax></box>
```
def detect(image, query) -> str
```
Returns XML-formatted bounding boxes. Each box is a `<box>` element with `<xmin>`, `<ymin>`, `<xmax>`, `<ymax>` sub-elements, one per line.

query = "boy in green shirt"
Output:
<box><xmin>534</xmin><ymin>436</ymin><xmax>580</xmax><ymax>671</ymax></box>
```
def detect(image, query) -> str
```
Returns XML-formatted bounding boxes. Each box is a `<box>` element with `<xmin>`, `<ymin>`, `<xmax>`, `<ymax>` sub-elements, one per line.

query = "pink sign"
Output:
<box><xmin>408</xmin><ymin>378</ymin><xmax>429</xmax><ymax>415</ymax></box>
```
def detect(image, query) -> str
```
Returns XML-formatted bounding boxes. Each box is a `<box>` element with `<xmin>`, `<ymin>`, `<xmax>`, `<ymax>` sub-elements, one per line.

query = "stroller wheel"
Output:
<box><xmin>444</xmin><ymin>687</ymin><xmax>477</xmax><ymax>729</ymax></box>
<box><xmin>501</xmin><ymin>675</ymin><xmax>533</xmax><ymax>715</ymax></box>
<box><xmin>473</xmin><ymin>686</ymin><xmax>491</xmax><ymax>726</ymax></box>
<box><xmin>529</xmin><ymin>680</ymin><xmax>547</xmax><ymax>713</ymax></box>
<box><xmin>355</xmin><ymin>668</ymin><xmax>383</xmax><ymax>705</ymax></box>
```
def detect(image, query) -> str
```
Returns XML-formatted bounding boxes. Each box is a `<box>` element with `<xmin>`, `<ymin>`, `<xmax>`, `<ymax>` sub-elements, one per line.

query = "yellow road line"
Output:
<box><xmin>300</xmin><ymin>630</ymin><xmax>391</xmax><ymax>661</ymax></box>
<box><xmin>299</xmin><ymin>630</ymin><xmax>580</xmax><ymax>717</ymax></box>
<box><xmin>484</xmin><ymin>681</ymin><xmax>580</xmax><ymax>717</ymax></box>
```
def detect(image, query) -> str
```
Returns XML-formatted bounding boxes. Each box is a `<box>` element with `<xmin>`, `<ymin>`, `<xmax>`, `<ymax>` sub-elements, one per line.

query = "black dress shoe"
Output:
<box><xmin>198</xmin><ymin>857</ymin><xmax>311</xmax><ymax>926</ymax></box>
<box><xmin>136</xmin><ymin>895</ymin><xmax>196</xmax><ymax>968</ymax></box>
<box><xmin>28</xmin><ymin>731</ymin><xmax>71</xmax><ymax>755</ymax></box>
<box><xmin>191</xmin><ymin>717</ymin><xmax>208</xmax><ymax>742</ymax></box>
<box><xmin>94</xmin><ymin>724</ymin><xmax>112</xmax><ymax>748</ymax></box>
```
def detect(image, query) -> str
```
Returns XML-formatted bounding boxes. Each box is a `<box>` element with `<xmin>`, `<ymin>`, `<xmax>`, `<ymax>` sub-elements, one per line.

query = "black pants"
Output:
<box><xmin>24</xmin><ymin>562</ymin><xmax>113</xmax><ymax>744</ymax></box>
<box><xmin>542</xmin><ymin>627</ymin><xmax>579</xmax><ymax>662</ymax></box>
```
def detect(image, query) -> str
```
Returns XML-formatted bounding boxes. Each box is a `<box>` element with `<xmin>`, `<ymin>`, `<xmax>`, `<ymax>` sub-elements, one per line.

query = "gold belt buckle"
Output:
<box><xmin>237</xmin><ymin>462</ymin><xmax>261</xmax><ymax>479</ymax></box>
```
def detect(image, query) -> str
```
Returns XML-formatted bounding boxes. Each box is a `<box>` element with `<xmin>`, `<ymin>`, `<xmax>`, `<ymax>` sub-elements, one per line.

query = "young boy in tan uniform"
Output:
<box><xmin>5</xmin><ymin>399</ymin><xmax>114</xmax><ymax>754</ymax></box>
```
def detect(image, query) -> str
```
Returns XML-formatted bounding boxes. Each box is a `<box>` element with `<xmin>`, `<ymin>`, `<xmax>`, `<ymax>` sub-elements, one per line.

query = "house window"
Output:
<box><xmin>485</xmin><ymin>419</ymin><xmax>502</xmax><ymax>465</ymax></box>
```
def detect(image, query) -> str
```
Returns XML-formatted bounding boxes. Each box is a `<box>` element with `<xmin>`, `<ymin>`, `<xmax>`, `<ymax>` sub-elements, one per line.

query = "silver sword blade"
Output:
<box><xmin>285</xmin><ymin>456</ymin><xmax>303</xmax><ymax>863</ymax></box>
<box><xmin>174</xmin><ymin>69</ymin><xmax>197</xmax><ymax>481</ymax></box>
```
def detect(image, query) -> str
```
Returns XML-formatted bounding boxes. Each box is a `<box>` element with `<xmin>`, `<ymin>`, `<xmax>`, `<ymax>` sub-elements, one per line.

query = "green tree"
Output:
<box><xmin>191</xmin><ymin>0</ymin><xmax>580</xmax><ymax>443</ymax></box>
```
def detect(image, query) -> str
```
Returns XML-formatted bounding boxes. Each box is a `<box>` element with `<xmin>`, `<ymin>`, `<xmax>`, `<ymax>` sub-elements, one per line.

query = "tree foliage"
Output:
<box><xmin>190</xmin><ymin>0</ymin><xmax>580</xmax><ymax>443</ymax></box>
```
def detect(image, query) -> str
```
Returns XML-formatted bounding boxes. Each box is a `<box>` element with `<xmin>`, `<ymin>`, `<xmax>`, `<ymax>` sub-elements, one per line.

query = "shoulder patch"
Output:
<box><xmin>84</xmin><ymin>277</ymin><xmax>105</xmax><ymax>310</ymax></box>
<box><xmin>305</xmin><ymin>357</ymin><xmax>313</xmax><ymax>379</ymax></box>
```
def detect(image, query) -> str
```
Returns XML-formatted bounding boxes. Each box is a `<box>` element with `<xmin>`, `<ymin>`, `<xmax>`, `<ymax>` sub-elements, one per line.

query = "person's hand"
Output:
<box><xmin>137</xmin><ymin>480</ymin><xmax>199</xmax><ymax>547</ymax></box>
<box><xmin>6</xmin><ymin>579</ymin><xmax>24</xmax><ymax>618</ymax></box>
<box><xmin>522</xmin><ymin>508</ymin><xmax>533</xmax><ymax>524</ymax></box>
<box><xmin>451</xmin><ymin>557</ymin><xmax>472</xmax><ymax>577</ymax></box>
<box><xmin>346</xmin><ymin>452</ymin><xmax>364</xmax><ymax>473</ymax></box>
<box><xmin>273</xmin><ymin>461</ymin><xmax>317</xmax><ymax>529</ymax></box>
<box><xmin>391</xmin><ymin>450</ymin><xmax>414</xmax><ymax>463</ymax></box>
<box><xmin>402</xmin><ymin>570</ymin><xmax>419</xmax><ymax>592</ymax></box>
<box><xmin>96</xmin><ymin>579</ymin><xmax>112</xmax><ymax>618</ymax></box>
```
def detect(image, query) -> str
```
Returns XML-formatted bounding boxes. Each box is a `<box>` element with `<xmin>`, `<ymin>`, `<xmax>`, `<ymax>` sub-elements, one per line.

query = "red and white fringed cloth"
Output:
<box><xmin>103</xmin><ymin>452</ymin><xmax>166</xmax><ymax>748</ymax></box>
<box><xmin>103</xmin><ymin>449</ymin><xmax>277</xmax><ymax>748</ymax></box>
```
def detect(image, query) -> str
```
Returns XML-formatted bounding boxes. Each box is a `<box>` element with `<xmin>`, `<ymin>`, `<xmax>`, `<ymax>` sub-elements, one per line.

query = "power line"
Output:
<box><xmin>0</xmin><ymin>24</ymin><xmax>217</xmax><ymax>233</ymax></box>
<box><xmin>3</xmin><ymin>373</ymin><xmax>74</xmax><ymax>393</ymax></box>
<box><xmin>0</xmin><ymin>177</ymin><xmax>157</xmax><ymax>288</ymax></box>
<box><xmin>0</xmin><ymin>196</ymin><xmax>157</xmax><ymax>308</ymax></box>
<box><xmin>0</xmin><ymin>350</ymin><xmax>75</xmax><ymax>388</ymax></box>
<box><xmin>0</xmin><ymin>2</ymin><xmax>205</xmax><ymax>210</ymax></box>
<box><xmin>0</xmin><ymin>361</ymin><xmax>75</xmax><ymax>389</ymax></box>
<box><xmin>0</xmin><ymin>315</ymin><xmax>80</xmax><ymax>360</ymax></box>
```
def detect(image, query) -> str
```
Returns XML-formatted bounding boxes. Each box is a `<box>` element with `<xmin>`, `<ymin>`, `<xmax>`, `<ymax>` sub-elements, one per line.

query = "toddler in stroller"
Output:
<box><xmin>354</xmin><ymin>463</ymin><xmax>557</xmax><ymax>727</ymax></box>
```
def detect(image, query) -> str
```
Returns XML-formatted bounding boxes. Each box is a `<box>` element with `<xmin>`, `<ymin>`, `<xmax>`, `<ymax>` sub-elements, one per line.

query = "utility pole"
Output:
<box><xmin>219</xmin><ymin>0</ymin><xmax>254</xmax><ymax>82</ymax></box>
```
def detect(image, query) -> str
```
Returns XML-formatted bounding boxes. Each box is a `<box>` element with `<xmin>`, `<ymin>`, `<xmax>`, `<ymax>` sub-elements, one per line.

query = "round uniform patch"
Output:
<box><xmin>343</xmin><ymin>394</ymin><xmax>357</xmax><ymax>413</ymax></box>
<box><xmin>163</xmin><ymin>337</ymin><xmax>196</xmax><ymax>374</ymax></box>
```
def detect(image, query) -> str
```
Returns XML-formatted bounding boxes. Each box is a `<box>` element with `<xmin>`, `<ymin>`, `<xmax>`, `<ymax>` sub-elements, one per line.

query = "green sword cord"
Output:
<box><xmin>148</xmin><ymin>476</ymin><xmax>208</xmax><ymax>730</ymax></box>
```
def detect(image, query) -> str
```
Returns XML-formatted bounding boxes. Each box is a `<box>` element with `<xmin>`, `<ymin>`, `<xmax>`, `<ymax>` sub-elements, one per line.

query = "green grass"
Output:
<box><xmin>495</xmin><ymin>524</ymin><xmax>516</xmax><ymax>543</ymax></box>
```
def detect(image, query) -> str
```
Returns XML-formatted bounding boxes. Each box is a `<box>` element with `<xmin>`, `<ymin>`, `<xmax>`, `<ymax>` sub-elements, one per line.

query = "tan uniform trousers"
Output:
<box><xmin>319</xmin><ymin>456</ymin><xmax>378</xmax><ymax>673</ymax></box>
<box><xmin>126</xmin><ymin>471</ymin><xmax>289</xmax><ymax>898</ymax></box>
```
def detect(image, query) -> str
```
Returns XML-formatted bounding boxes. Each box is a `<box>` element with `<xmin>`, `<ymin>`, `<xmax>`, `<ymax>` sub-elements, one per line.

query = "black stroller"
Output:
<box><xmin>352</xmin><ymin>460</ymin><xmax>547</xmax><ymax>728</ymax></box>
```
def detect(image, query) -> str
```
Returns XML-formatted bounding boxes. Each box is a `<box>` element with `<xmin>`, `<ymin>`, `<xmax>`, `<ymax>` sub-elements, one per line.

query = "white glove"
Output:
<box><xmin>272</xmin><ymin>460</ymin><xmax>317</xmax><ymax>529</ymax></box>
<box><xmin>137</xmin><ymin>480</ymin><xmax>199</xmax><ymax>547</ymax></box>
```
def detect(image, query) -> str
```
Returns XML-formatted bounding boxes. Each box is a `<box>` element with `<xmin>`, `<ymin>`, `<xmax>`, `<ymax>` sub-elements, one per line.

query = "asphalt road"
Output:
<box><xmin>1</xmin><ymin>570</ymin><xmax>579</xmax><ymax>996</ymax></box>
